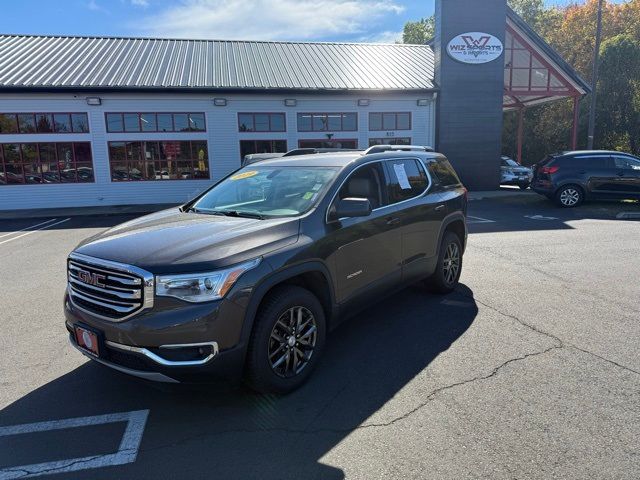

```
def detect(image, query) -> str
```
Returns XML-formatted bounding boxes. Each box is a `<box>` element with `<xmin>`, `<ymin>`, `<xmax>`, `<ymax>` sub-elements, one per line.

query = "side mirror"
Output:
<box><xmin>333</xmin><ymin>197</ymin><xmax>372</xmax><ymax>220</ymax></box>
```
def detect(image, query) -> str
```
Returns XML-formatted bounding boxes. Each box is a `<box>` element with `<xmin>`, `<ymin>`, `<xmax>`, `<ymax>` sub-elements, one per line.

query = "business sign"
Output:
<box><xmin>447</xmin><ymin>32</ymin><xmax>503</xmax><ymax>64</ymax></box>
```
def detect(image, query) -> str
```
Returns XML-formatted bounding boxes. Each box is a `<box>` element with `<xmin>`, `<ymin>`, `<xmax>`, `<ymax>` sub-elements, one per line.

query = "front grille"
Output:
<box><xmin>67</xmin><ymin>253</ymin><xmax>153</xmax><ymax>321</ymax></box>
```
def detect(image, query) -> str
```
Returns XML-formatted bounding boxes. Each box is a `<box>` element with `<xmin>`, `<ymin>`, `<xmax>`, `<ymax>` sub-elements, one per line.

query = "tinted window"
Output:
<box><xmin>429</xmin><ymin>157</ymin><xmax>461</xmax><ymax>186</ymax></box>
<box><xmin>570</xmin><ymin>155</ymin><xmax>610</xmax><ymax>169</ymax></box>
<box><xmin>613</xmin><ymin>155</ymin><xmax>640</xmax><ymax>170</ymax></box>
<box><xmin>338</xmin><ymin>162</ymin><xmax>386</xmax><ymax>210</ymax></box>
<box><xmin>106</xmin><ymin>113</ymin><xmax>124</xmax><ymax>132</ymax></box>
<box><xmin>385</xmin><ymin>159</ymin><xmax>429</xmax><ymax>203</ymax></box>
<box><xmin>53</xmin><ymin>114</ymin><xmax>72</xmax><ymax>133</ymax></box>
<box><xmin>71</xmin><ymin>113</ymin><xmax>89</xmax><ymax>133</ymax></box>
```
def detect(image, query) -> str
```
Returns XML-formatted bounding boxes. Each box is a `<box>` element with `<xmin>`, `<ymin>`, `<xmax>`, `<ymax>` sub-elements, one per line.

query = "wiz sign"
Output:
<box><xmin>447</xmin><ymin>32</ymin><xmax>503</xmax><ymax>64</ymax></box>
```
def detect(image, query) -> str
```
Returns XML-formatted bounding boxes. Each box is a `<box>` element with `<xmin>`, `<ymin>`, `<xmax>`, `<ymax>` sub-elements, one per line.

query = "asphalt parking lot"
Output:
<box><xmin>0</xmin><ymin>195</ymin><xmax>639</xmax><ymax>479</ymax></box>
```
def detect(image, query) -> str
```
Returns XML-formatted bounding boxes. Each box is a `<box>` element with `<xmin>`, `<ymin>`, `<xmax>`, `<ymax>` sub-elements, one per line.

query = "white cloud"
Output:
<box><xmin>131</xmin><ymin>0</ymin><xmax>149</xmax><ymax>6</ymax></box>
<box><xmin>137</xmin><ymin>0</ymin><xmax>404</xmax><ymax>41</ymax></box>
<box><xmin>86</xmin><ymin>0</ymin><xmax>109</xmax><ymax>13</ymax></box>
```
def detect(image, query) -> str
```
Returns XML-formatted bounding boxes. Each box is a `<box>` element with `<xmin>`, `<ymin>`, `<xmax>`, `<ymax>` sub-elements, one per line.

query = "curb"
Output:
<box><xmin>616</xmin><ymin>212</ymin><xmax>640</xmax><ymax>220</ymax></box>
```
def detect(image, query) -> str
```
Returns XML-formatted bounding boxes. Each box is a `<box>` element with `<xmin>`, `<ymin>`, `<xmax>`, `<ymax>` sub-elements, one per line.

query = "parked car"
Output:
<box><xmin>65</xmin><ymin>147</ymin><xmax>467</xmax><ymax>394</ymax></box>
<box><xmin>531</xmin><ymin>150</ymin><xmax>640</xmax><ymax>207</ymax></box>
<box><xmin>500</xmin><ymin>156</ymin><xmax>532</xmax><ymax>189</ymax></box>
<box><xmin>242</xmin><ymin>153</ymin><xmax>285</xmax><ymax>167</ymax></box>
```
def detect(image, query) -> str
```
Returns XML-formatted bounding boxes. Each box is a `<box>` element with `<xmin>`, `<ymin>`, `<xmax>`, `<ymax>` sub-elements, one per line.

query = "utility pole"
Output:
<box><xmin>587</xmin><ymin>0</ymin><xmax>604</xmax><ymax>150</ymax></box>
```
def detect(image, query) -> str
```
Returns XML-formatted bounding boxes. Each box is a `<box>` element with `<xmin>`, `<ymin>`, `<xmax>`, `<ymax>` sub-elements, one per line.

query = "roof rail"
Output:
<box><xmin>363</xmin><ymin>145</ymin><xmax>434</xmax><ymax>155</ymax></box>
<box><xmin>282</xmin><ymin>148</ymin><xmax>361</xmax><ymax>157</ymax></box>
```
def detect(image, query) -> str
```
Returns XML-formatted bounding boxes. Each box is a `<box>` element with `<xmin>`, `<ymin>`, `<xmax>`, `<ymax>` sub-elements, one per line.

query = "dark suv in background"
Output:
<box><xmin>65</xmin><ymin>147</ymin><xmax>467</xmax><ymax>394</ymax></box>
<box><xmin>531</xmin><ymin>150</ymin><xmax>640</xmax><ymax>207</ymax></box>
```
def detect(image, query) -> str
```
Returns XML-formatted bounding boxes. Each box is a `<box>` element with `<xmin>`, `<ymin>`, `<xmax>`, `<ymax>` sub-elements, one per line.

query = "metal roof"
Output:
<box><xmin>0</xmin><ymin>35</ymin><xmax>436</xmax><ymax>92</ymax></box>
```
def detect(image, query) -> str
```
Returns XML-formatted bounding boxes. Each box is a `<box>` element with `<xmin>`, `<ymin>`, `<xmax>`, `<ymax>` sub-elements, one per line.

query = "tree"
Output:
<box><xmin>595</xmin><ymin>35</ymin><xmax>640</xmax><ymax>153</ymax></box>
<box><xmin>402</xmin><ymin>17</ymin><xmax>434</xmax><ymax>45</ymax></box>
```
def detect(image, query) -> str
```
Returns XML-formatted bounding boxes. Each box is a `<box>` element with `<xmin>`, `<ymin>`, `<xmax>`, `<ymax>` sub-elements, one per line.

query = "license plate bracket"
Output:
<box><xmin>74</xmin><ymin>325</ymin><xmax>102</xmax><ymax>357</ymax></box>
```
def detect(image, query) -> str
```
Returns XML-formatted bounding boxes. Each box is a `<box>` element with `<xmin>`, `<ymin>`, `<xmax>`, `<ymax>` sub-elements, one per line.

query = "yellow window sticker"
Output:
<box><xmin>231</xmin><ymin>171</ymin><xmax>258</xmax><ymax>180</ymax></box>
<box><xmin>303</xmin><ymin>192</ymin><xmax>314</xmax><ymax>200</ymax></box>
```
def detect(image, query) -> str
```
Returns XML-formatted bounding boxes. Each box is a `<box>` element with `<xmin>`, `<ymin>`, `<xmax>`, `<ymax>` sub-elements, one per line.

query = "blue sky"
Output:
<box><xmin>0</xmin><ymin>0</ymin><xmax>621</xmax><ymax>43</ymax></box>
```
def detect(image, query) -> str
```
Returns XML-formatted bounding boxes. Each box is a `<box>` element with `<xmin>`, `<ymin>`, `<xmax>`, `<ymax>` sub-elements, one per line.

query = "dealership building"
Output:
<box><xmin>0</xmin><ymin>0</ymin><xmax>589</xmax><ymax>211</ymax></box>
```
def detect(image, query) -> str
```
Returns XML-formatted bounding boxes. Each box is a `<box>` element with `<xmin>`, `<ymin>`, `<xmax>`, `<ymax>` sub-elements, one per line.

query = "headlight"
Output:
<box><xmin>156</xmin><ymin>258</ymin><xmax>261</xmax><ymax>303</ymax></box>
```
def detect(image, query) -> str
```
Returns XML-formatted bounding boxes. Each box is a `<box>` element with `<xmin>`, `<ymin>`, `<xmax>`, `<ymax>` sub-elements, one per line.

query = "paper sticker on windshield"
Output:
<box><xmin>393</xmin><ymin>163</ymin><xmax>412</xmax><ymax>190</ymax></box>
<box><xmin>312</xmin><ymin>183</ymin><xmax>322</xmax><ymax>191</ymax></box>
<box><xmin>231</xmin><ymin>171</ymin><xmax>258</xmax><ymax>180</ymax></box>
<box><xmin>303</xmin><ymin>192</ymin><xmax>314</xmax><ymax>200</ymax></box>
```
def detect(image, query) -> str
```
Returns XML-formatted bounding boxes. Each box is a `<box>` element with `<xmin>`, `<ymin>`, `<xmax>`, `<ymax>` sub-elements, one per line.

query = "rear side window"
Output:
<box><xmin>429</xmin><ymin>157</ymin><xmax>461</xmax><ymax>187</ymax></box>
<box><xmin>568</xmin><ymin>155</ymin><xmax>611</xmax><ymax>169</ymax></box>
<box><xmin>384</xmin><ymin>159</ymin><xmax>429</xmax><ymax>204</ymax></box>
<box><xmin>613</xmin><ymin>155</ymin><xmax>640</xmax><ymax>170</ymax></box>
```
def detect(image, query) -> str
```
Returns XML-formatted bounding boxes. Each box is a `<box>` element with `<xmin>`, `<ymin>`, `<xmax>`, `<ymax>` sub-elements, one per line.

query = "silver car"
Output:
<box><xmin>501</xmin><ymin>156</ymin><xmax>532</xmax><ymax>190</ymax></box>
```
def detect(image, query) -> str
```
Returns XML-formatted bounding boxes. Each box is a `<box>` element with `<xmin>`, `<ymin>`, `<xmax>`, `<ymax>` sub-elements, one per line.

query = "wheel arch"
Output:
<box><xmin>240</xmin><ymin>261</ymin><xmax>337</xmax><ymax>347</ymax></box>
<box><xmin>437</xmin><ymin>213</ymin><xmax>468</xmax><ymax>254</ymax></box>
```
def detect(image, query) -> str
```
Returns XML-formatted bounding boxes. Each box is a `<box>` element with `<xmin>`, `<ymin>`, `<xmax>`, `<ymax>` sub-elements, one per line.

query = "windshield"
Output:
<box><xmin>191</xmin><ymin>166</ymin><xmax>339</xmax><ymax>218</ymax></box>
<box><xmin>502</xmin><ymin>158</ymin><xmax>520</xmax><ymax>167</ymax></box>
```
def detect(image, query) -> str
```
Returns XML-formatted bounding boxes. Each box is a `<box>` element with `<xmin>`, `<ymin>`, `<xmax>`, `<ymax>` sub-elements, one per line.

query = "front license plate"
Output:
<box><xmin>74</xmin><ymin>326</ymin><xmax>101</xmax><ymax>357</ymax></box>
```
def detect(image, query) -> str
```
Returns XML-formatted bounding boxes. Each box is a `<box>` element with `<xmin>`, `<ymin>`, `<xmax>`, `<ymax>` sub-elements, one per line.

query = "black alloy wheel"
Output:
<box><xmin>426</xmin><ymin>231</ymin><xmax>463</xmax><ymax>294</ymax></box>
<box><xmin>268</xmin><ymin>306</ymin><xmax>318</xmax><ymax>378</ymax></box>
<box><xmin>245</xmin><ymin>286</ymin><xmax>326</xmax><ymax>394</ymax></box>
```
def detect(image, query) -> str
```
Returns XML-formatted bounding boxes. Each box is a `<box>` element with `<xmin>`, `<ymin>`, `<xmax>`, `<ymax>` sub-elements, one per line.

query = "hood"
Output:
<box><xmin>74</xmin><ymin>208</ymin><xmax>300</xmax><ymax>273</ymax></box>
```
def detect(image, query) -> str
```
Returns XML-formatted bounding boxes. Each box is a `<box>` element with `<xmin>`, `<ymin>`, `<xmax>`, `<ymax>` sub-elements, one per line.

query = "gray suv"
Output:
<box><xmin>65</xmin><ymin>147</ymin><xmax>468</xmax><ymax>393</ymax></box>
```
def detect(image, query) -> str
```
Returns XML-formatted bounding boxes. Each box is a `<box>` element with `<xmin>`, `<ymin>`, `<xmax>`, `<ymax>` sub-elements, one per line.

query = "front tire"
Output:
<box><xmin>426</xmin><ymin>231</ymin><xmax>463</xmax><ymax>294</ymax></box>
<box><xmin>518</xmin><ymin>182</ymin><xmax>530</xmax><ymax>190</ymax></box>
<box><xmin>555</xmin><ymin>184</ymin><xmax>584</xmax><ymax>208</ymax></box>
<box><xmin>245</xmin><ymin>286</ymin><xmax>326</xmax><ymax>394</ymax></box>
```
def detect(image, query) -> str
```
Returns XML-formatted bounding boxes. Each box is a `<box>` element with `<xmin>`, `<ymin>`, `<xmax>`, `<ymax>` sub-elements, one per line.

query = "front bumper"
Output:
<box><xmin>64</xmin><ymin>291</ymin><xmax>248</xmax><ymax>383</ymax></box>
<box><xmin>501</xmin><ymin>173</ymin><xmax>532</xmax><ymax>185</ymax></box>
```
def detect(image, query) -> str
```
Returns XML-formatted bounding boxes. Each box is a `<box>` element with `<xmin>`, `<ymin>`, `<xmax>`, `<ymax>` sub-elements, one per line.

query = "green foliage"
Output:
<box><xmin>402</xmin><ymin>17</ymin><xmax>434</xmax><ymax>45</ymax></box>
<box><xmin>595</xmin><ymin>34</ymin><xmax>640</xmax><ymax>152</ymax></box>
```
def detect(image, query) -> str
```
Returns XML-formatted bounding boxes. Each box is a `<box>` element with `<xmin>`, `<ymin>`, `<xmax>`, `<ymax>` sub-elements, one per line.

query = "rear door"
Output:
<box><xmin>572</xmin><ymin>154</ymin><xmax>616</xmax><ymax>194</ymax></box>
<box><xmin>612</xmin><ymin>155</ymin><xmax>640</xmax><ymax>195</ymax></box>
<box><xmin>382</xmin><ymin>158</ymin><xmax>444</xmax><ymax>284</ymax></box>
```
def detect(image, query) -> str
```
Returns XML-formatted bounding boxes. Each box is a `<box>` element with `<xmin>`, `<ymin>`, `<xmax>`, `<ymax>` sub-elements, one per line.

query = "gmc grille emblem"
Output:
<box><xmin>77</xmin><ymin>270</ymin><xmax>106</xmax><ymax>288</ymax></box>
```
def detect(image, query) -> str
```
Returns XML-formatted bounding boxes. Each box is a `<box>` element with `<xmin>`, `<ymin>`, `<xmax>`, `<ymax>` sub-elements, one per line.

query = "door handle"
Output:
<box><xmin>386</xmin><ymin>217</ymin><xmax>401</xmax><ymax>226</ymax></box>
<box><xmin>435</xmin><ymin>204</ymin><xmax>446</xmax><ymax>211</ymax></box>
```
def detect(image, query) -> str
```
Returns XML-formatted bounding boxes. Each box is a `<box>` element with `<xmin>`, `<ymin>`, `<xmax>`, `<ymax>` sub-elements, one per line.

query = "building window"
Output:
<box><xmin>297</xmin><ymin>113</ymin><xmax>357</xmax><ymax>132</ymax></box>
<box><xmin>240</xmin><ymin>140</ymin><xmax>288</xmax><ymax>159</ymax></box>
<box><xmin>105</xmin><ymin>113</ymin><xmax>206</xmax><ymax>133</ymax></box>
<box><xmin>0</xmin><ymin>113</ymin><xmax>89</xmax><ymax>134</ymax></box>
<box><xmin>369</xmin><ymin>112</ymin><xmax>411</xmax><ymax>131</ymax></box>
<box><xmin>298</xmin><ymin>139</ymin><xmax>358</xmax><ymax>149</ymax></box>
<box><xmin>238</xmin><ymin>113</ymin><xmax>286</xmax><ymax>132</ymax></box>
<box><xmin>369</xmin><ymin>137</ymin><xmax>412</xmax><ymax>146</ymax></box>
<box><xmin>0</xmin><ymin>142</ymin><xmax>94</xmax><ymax>185</ymax></box>
<box><xmin>108</xmin><ymin>140</ymin><xmax>210</xmax><ymax>181</ymax></box>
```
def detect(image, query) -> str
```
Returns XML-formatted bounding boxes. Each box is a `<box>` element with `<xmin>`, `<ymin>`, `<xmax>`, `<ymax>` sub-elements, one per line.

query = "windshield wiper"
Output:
<box><xmin>193</xmin><ymin>209</ymin><xmax>265</xmax><ymax>219</ymax></box>
<box><xmin>216</xmin><ymin>210</ymin><xmax>265</xmax><ymax>220</ymax></box>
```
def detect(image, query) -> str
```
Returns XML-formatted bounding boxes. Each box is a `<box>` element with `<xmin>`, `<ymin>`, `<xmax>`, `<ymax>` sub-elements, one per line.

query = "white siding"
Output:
<box><xmin>0</xmin><ymin>92</ymin><xmax>435</xmax><ymax>211</ymax></box>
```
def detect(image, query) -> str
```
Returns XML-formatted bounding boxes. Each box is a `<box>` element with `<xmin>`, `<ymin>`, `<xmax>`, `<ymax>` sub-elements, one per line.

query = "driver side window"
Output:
<box><xmin>337</xmin><ymin>162</ymin><xmax>387</xmax><ymax>210</ymax></box>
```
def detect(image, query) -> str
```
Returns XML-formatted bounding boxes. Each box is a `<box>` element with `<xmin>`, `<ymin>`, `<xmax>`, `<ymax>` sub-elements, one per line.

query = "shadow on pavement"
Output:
<box><xmin>468</xmin><ymin>193</ymin><xmax>640</xmax><ymax>234</ymax></box>
<box><xmin>0</xmin><ymin>284</ymin><xmax>478</xmax><ymax>479</ymax></box>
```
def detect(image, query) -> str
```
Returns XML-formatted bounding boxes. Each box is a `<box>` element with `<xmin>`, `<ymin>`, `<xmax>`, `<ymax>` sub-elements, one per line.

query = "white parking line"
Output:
<box><xmin>0</xmin><ymin>218</ymin><xmax>71</xmax><ymax>246</ymax></box>
<box><xmin>0</xmin><ymin>410</ymin><xmax>149</xmax><ymax>479</ymax></box>
<box><xmin>0</xmin><ymin>218</ymin><xmax>58</xmax><ymax>240</ymax></box>
<box><xmin>467</xmin><ymin>215</ymin><xmax>496</xmax><ymax>224</ymax></box>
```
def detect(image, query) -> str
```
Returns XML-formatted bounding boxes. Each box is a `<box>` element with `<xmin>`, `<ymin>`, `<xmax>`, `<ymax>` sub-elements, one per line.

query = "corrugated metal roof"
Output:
<box><xmin>0</xmin><ymin>35</ymin><xmax>436</xmax><ymax>91</ymax></box>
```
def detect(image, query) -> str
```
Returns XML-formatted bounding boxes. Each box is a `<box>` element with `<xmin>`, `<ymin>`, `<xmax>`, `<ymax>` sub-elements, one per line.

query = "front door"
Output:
<box><xmin>611</xmin><ymin>155</ymin><xmax>640</xmax><ymax>195</ymax></box>
<box><xmin>329</xmin><ymin>162</ymin><xmax>402</xmax><ymax>304</ymax></box>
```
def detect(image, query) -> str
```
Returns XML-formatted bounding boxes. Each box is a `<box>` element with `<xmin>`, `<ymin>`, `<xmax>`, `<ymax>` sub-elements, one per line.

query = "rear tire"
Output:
<box><xmin>426</xmin><ymin>231</ymin><xmax>463</xmax><ymax>294</ymax></box>
<box><xmin>555</xmin><ymin>184</ymin><xmax>584</xmax><ymax>208</ymax></box>
<box><xmin>244</xmin><ymin>286</ymin><xmax>326</xmax><ymax>394</ymax></box>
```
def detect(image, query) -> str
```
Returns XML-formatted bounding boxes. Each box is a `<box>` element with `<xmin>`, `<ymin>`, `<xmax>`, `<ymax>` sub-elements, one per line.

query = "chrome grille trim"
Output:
<box><xmin>67</xmin><ymin>252</ymin><xmax>154</xmax><ymax>322</ymax></box>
